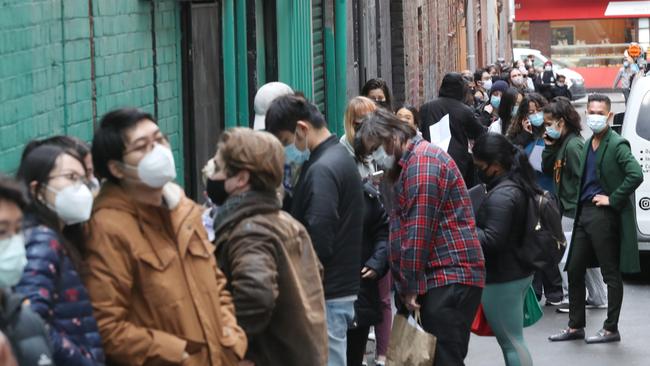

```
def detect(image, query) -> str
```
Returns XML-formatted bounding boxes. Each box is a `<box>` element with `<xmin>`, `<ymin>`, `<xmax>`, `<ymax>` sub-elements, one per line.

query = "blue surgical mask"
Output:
<box><xmin>490</xmin><ymin>95</ymin><xmax>501</xmax><ymax>109</ymax></box>
<box><xmin>511</xmin><ymin>106</ymin><xmax>519</xmax><ymax>117</ymax></box>
<box><xmin>0</xmin><ymin>234</ymin><xmax>27</xmax><ymax>288</ymax></box>
<box><xmin>545</xmin><ymin>125</ymin><xmax>562</xmax><ymax>140</ymax></box>
<box><xmin>283</xmin><ymin>142</ymin><xmax>310</xmax><ymax>194</ymax></box>
<box><xmin>586</xmin><ymin>114</ymin><xmax>608</xmax><ymax>134</ymax></box>
<box><xmin>284</xmin><ymin>143</ymin><xmax>310</xmax><ymax>166</ymax></box>
<box><xmin>529</xmin><ymin>112</ymin><xmax>544</xmax><ymax>127</ymax></box>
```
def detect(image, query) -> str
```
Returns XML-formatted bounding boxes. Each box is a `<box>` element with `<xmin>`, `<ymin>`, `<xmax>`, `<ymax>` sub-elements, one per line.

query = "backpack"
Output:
<box><xmin>517</xmin><ymin>190</ymin><xmax>567</xmax><ymax>271</ymax></box>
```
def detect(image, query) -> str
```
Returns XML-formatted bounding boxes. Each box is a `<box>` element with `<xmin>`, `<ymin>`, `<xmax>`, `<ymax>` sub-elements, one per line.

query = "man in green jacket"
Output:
<box><xmin>549</xmin><ymin>94</ymin><xmax>643</xmax><ymax>344</ymax></box>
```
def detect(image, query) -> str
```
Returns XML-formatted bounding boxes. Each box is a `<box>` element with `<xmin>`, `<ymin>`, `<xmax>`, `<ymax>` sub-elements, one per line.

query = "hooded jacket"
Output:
<box><xmin>214</xmin><ymin>191</ymin><xmax>328</xmax><ymax>366</ymax></box>
<box><xmin>83</xmin><ymin>183</ymin><xmax>247</xmax><ymax>366</ymax></box>
<box><xmin>420</xmin><ymin>73</ymin><xmax>486</xmax><ymax>187</ymax></box>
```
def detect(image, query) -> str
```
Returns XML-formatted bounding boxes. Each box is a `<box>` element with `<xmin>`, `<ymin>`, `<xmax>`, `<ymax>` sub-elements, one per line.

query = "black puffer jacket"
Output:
<box><xmin>354</xmin><ymin>181</ymin><xmax>389</xmax><ymax>328</ymax></box>
<box><xmin>291</xmin><ymin>135</ymin><xmax>364</xmax><ymax>299</ymax></box>
<box><xmin>0</xmin><ymin>290</ymin><xmax>54</xmax><ymax>366</ymax></box>
<box><xmin>476</xmin><ymin>177</ymin><xmax>534</xmax><ymax>284</ymax></box>
<box><xmin>420</xmin><ymin>73</ymin><xmax>486</xmax><ymax>187</ymax></box>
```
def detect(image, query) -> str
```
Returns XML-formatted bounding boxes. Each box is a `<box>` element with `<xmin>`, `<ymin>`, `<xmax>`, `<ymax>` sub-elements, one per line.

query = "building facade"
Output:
<box><xmin>0</xmin><ymin>0</ymin><xmax>513</xmax><ymax>198</ymax></box>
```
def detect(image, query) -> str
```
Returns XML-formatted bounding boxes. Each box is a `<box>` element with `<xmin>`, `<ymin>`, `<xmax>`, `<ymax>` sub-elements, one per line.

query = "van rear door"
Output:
<box><xmin>622</xmin><ymin>77</ymin><xmax>650</xmax><ymax>242</ymax></box>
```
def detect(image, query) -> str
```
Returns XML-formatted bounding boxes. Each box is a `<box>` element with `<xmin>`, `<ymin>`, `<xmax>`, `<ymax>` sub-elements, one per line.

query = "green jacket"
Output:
<box><xmin>542</xmin><ymin>133</ymin><xmax>584</xmax><ymax>218</ymax></box>
<box><xmin>568</xmin><ymin>128</ymin><xmax>643</xmax><ymax>273</ymax></box>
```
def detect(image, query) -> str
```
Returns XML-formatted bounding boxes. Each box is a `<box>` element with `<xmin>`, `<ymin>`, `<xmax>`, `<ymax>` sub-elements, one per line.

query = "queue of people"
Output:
<box><xmin>0</xmin><ymin>58</ymin><xmax>644</xmax><ymax>366</ymax></box>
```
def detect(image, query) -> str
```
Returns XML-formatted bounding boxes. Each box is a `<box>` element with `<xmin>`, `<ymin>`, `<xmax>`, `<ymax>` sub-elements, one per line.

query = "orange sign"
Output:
<box><xmin>628</xmin><ymin>44</ymin><xmax>642</xmax><ymax>58</ymax></box>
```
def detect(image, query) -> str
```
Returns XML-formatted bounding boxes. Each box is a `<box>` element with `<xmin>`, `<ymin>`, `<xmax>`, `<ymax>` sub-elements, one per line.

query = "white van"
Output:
<box><xmin>620</xmin><ymin>74</ymin><xmax>650</xmax><ymax>251</ymax></box>
<box><xmin>513</xmin><ymin>48</ymin><xmax>586</xmax><ymax>100</ymax></box>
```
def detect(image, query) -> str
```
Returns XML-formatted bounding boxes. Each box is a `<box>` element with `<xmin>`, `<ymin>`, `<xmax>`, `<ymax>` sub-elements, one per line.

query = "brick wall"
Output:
<box><xmin>393</xmin><ymin>0</ymin><xmax>467</xmax><ymax>107</ymax></box>
<box><xmin>0</xmin><ymin>0</ymin><xmax>183</xmax><ymax>178</ymax></box>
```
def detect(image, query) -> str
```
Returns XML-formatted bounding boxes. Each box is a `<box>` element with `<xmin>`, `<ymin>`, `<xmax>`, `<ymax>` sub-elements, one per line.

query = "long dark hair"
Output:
<box><xmin>361</xmin><ymin>78</ymin><xmax>393</xmax><ymax>111</ymax></box>
<box><xmin>498</xmin><ymin>87</ymin><xmax>522</xmax><ymax>134</ymax></box>
<box><xmin>16</xmin><ymin>144</ymin><xmax>88</xmax><ymax>273</ymax></box>
<box><xmin>506</xmin><ymin>93</ymin><xmax>548</xmax><ymax>139</ymax></box>
<box><xmin>542</xmin><ymin>97</ymin><xmax>582</xmax><ymax>139</ymax></box>
<box><xmin>354</xmin><ymin>109</ymin><xmax>417</xmax><ymax>182</ymax></box>
<box><xmin>472</xmin><ymin>133</ymin><xmax>543</xmax><ymax>198</ymax></box>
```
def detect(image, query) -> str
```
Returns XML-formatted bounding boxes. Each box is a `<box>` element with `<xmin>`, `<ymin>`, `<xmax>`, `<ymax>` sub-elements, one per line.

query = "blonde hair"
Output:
<box><xmin>344</xmin><ymin>96</ymin><xmax>377</xmax><ymax>145</ymax></box>
<box><xmin>217</xmin><ymin>127</ymin><xmax>284</xmax><ymax>193</ymax></box>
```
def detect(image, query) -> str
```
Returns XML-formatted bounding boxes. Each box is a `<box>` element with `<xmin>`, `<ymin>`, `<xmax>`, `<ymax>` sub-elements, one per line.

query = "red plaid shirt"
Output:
<box><xmin>389</xmin><ymin>136</ymin><xmax>485</xmax><ymax>295</ymax></box>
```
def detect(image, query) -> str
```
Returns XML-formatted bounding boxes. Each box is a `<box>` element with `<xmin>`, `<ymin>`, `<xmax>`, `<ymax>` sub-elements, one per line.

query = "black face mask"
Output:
<box><xmin>375</xmin><ymin>100</ymin><xmax>390</xmax><ymax>110</ymax></box>
<box><xmin>206</xmin><ymin>178</ymin><xmax>229</xmax><ymax>206</ymax></box>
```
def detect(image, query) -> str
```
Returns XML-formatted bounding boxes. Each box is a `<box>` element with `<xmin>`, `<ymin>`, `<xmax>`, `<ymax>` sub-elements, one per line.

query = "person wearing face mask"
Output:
<box><xmin>508</xmin><ymin>68</ymin><xmax>528</xmax><ymax>93</ymax></box>
<box><xmin>551</xmin><ymin>74</ymin><xmax>572</xmax><ymax>100</ymax></box>
<box><xmin>22</xmin><ymin>136</ymin><xmax>101</xmax><ymax>197</ymax></box>
<box><xmin>539</xmin><ymin>61</ymin><xmax>557</xmax><ymax>101</ymax></box>
<box><xmin>549</xmin><ymin>94</ymin><xmax>643</xmax><ymax>344</ymax></box>
<box><xmin>204</xmin><ymin>128</ymin><xmax>327</xmax><ymax>366</ymax></box>
<box><xmin>341</xmin><ymin>98</ymin><xmax>391</xmax><ymax>366</ymax></box>
<box><xmin>0</xmin><ymin>175</ymin><xmax>54</xmax><ymax>366</ymax></box>
<box><xmin>355</xmin><ymin>109</ymin><xmax>485</xmax><ymax>366</ymax></box>
<box><xmin>506</xmin><ymin>94</ymin><xmax>566</xmax><ymax>307</ymax></box>
<box><xmin>613</xmin><ymin>58</ymin><xmax>636</xmax><ymax>104</ymax></box>
<box><xmin>84</xmin><ymin>108</ymin><xmax>247</xmax><ymax>365</ymax></box>
<box><xmin>361</xmin><ymin>78</ymin><xmax>393</xmax><ymax>111</ymax></box>
<box><xmin>266</xmin><ymin>96</ymin><xmax>363</xmax><ymax>366</ymax></box>
<box><xmin>489</xmin><ymin>87</ymin><xmax>523</xmax><ymax>135</ymax></box>
<box><xmin>540</xmin><ymin>98</ymin><xmax>609</xmax><ymax>315</ymax></box>
<box><xmin>478</xmin><ymin>80</ymin><xmax>509</xmax><ymax>128</ymax></box>
<box><xmin>472</xmin><ymin>133</ymin><xmax>538</xmax><ymax>366</ymax></box>
<box><xmin>420</xmin><ymin>72</ymin><xmax>487</xmax><ymax>188</ymax></box>
<box><xmin>14</xmin><ymin>145</ymin><xmax>104</xmax><ymax>366</ymax></box>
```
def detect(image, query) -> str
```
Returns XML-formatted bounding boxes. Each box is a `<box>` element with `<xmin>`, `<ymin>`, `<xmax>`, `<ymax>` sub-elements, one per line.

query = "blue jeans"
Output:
<box><xmin>325</xmin><ymin>299</ymin><xmax>355</xmax><ymax>366</ymax></box>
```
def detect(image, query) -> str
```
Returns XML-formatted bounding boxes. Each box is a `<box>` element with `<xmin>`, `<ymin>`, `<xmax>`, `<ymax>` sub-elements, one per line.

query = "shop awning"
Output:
<box><xmin>514</xmin><ymin>0</ymin><xmax>650</xmax><ymax>21</ymax></box>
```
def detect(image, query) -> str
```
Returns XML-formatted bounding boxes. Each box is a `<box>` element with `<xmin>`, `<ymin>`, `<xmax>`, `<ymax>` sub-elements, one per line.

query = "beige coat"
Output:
<box><xmin>84</xmin><ymin>183</ymin><xmax>247</xmax><ymax>365</ymax></box>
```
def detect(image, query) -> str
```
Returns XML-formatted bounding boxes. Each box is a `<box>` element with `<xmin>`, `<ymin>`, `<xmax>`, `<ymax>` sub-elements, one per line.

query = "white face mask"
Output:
<box><xmin>46</xmin><ymin>183</ymin><xmax>94</xmax><ymax>225</ymax></box>
<box><xmin>482</xmin><ymin>79</ymin><xmax>493</xmax><ymax>91</ymax></box>
<box><xmin>371</xmin><ymin>145</ymin><xmax>395</xmax><ymax>170</ymax></box>
<box><xmin>124</xmin><ymin>144</ymin><xmax>177</xmax><ymax>188</ymax></box>
<box><xmin>88</xmin><ymin>177</ymin><xmax>101</xmax><ymax>194</ymax></box>
<box><xmin>0</xmin><ymin>234</ymin><xmax>27</xmax><ymax>288</ymax></box>
<box><xmin>545</xmin><ymin>66</ymin><xmax>553</xmax><ymax>72</ymax></box>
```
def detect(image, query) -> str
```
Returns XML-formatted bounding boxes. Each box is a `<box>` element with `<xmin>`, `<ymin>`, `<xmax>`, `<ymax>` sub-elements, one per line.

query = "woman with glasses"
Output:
<box><xmin>15</xmin><ymin>144</ymin><xmax>105</xmax><ymax>365</ymax></box>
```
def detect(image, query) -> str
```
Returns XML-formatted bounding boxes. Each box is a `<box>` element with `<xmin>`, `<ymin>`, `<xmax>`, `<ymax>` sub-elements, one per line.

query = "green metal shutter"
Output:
<box><xmin>312</xmin><ymin>0</ymin><xmax>326</xmax><ymax>116</ymax></box>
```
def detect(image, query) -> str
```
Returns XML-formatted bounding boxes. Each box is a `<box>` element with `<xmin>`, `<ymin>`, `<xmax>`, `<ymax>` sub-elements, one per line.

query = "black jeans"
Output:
<box><xmin>347</xmin><ymin>325</ymin><xmax>371</xmax><ymax>366</ymax></box>
<box><xmin>397</xmin><ymin>284</ymin><xmax>482</xmax><ymax>366</ymax></box>
<box><xmin>533</xmin><ymin>263</ymin><xmax>564</xmax><ymax>303</ymax></box>
<box><xmin>568</xmin><ymin>203</ymin><xmax>623</xmax><ymax>332</ymax></box>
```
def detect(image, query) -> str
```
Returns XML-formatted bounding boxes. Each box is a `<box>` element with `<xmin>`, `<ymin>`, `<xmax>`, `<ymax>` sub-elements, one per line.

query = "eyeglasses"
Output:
<box><xmin>48</xmin><ymin>172</ymin><xmax>89</xmax><ymax>186</ymax></box>
<box><xmin>124</xmin><ymin>133</ymin><xmax>168</xmax><ymax>156</ymax></box>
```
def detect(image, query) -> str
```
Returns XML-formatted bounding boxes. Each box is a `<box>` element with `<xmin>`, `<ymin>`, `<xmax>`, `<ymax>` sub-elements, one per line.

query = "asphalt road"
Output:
<box><xmin>466</xmin><ymin>256</ymin><xmax>650</xmax><ymax>366</ymax></box>
<box><xmin>466</xmin><ymin>92</ymin><xmax>648</xmax><ymax>366</ymax></box>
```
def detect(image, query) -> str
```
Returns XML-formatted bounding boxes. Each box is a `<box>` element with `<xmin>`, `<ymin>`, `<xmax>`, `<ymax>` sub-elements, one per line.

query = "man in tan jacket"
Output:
<box><xmin>208</xmin><ymin>128</ymin><xmax>328</xmax><ymax>366</ymax></box>
<box><xmin>85</xmin><ymin>108</ymin><xmax>247</xmax><ymax>365</ymax></box>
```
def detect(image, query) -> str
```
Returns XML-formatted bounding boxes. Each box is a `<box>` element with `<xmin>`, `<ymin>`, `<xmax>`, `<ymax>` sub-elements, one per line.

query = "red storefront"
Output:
<box><xmin>514</xmin><ymin>0</ymin><xmax>650</xmax><ymax>88</ymax></box>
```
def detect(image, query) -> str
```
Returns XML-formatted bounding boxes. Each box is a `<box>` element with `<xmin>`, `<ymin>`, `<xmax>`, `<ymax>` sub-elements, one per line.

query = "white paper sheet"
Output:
<box><xmin>529</xmin><ymin>144</ymin><xmax>545</xmax><ymax>172</ymax></box>
<box><xmin>429</xmin><ymin>114</ymin><xmax>452</xmax><ymax>152</ymax></box>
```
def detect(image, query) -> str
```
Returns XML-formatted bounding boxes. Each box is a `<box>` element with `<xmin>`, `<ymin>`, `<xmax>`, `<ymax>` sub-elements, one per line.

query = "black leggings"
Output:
<box><xmin>347</xmin><ymin>325</ymin><xmax>371</xmax><ymax>366</ymax></box>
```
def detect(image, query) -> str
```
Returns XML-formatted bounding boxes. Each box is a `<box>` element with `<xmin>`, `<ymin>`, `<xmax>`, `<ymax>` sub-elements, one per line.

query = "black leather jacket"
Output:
<box><xmin>476</xmin><ymin>177</ymin><xmax>534</xmax><ymax>283</ymax></box>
